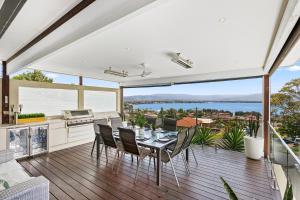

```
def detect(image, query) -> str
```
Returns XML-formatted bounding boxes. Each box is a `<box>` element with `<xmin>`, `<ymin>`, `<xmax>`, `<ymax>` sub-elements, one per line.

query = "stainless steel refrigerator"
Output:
<box><xmin>7</xmin><ymin>124</ymin><xmax>49</xmax><ymax>159</ymax></box>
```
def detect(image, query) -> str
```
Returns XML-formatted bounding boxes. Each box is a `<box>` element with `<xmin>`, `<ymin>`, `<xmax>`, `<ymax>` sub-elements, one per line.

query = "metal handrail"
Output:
<box><xmin>269</xmin><ymin>123</ymin><xmax>300</xmax><ymax>165</ymax></box>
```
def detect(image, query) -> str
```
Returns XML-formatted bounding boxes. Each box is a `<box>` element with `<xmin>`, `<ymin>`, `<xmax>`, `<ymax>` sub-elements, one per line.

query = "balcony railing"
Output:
<box><xmin>269</xmin><ymin>123</ymin><xmax>300</xmax><ymax>199</ymax></box>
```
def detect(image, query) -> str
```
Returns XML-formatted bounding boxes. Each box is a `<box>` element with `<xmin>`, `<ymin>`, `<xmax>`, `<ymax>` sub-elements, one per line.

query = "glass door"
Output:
<box><xmin>30</xmin><ymin>125</ymin><xmax>48</xmax><ymax>155</ymax></box>
<box><xmin>7</xmin><ymin>127</ymin><xmax>30</xmax><ymax>158</ymax></box>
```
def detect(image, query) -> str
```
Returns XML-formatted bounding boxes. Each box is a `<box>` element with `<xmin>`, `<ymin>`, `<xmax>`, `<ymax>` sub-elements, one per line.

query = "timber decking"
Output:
<box><xmin>18</xmin><ymin>143</ymin><xmax>276</xmax><ymax>200</ymax></box>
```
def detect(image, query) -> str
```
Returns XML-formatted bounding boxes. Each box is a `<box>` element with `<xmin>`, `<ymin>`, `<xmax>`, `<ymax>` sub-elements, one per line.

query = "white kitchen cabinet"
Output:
<box><xmin>49</xmin><ymin>128</ymin><xmax>67</xmax><ymax>147</ymax></box>
<box><xmin>0</xmin><ymin>128</ymin><xmax>7</xmax><ymax>151</ymax></box>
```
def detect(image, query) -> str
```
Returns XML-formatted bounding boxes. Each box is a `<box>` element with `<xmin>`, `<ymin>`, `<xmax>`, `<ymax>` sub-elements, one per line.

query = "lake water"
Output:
<box><xmin>133</xmin><ymin>102</ymin><xmax>262</xmax><ymax>113</ymax></box>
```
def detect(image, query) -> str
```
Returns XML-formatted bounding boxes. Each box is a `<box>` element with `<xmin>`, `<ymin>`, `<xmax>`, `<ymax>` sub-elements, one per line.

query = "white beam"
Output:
<box><xmin>264</xmin><ymin>0</ymin><xmax>300</xmax><ymax>73</ymax></box>
<box><xmin>120</xmin><ymin>67</ymin><xmax>264</xmax><ymax>87</ymax></box>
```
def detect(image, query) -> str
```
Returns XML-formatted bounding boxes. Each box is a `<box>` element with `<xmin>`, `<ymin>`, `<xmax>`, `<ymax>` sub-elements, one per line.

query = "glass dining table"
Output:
<box><xmin>95</xmin><ymin>128</ymin><xmax>189</xmax><ymax>186</ymax></box>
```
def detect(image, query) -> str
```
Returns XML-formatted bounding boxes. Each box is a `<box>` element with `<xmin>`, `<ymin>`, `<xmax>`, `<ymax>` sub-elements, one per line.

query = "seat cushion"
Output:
<box><xmin>0</xmin><ymin>160</ymin><xmax>32</xmax><ymax>191</ymax></box>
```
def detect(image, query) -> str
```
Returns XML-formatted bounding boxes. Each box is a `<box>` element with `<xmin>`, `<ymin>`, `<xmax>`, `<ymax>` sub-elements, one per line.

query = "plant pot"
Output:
<box><xmin>122</xmin><ymin>121</ymin><xmax>128</xmax><ymax>128</ymax></box>
<box><xmin>244</xmin><ymin>136</ymin><xmax>264</xmax><ymax>160</ymax></box>
<box><xmin>139</xmin><ymin>127</ymin><xmax>145</xmax><ymax>139</ymax></box>
<box><xmin>17</xmin><ymin>117</ymin><xmax>46</xmax><ymax>124</ymax></box>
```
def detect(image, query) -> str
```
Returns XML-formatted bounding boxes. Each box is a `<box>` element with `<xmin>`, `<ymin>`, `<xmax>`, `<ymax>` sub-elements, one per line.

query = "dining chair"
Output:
<box><xmin>117</xmin><ymin>128</ymin><xmax>152</xmax><ymax>183</ymax></box>
<box><xmin>163</xmin><ymin>118</ymin><xmax>177</xmax><ymax>131</ymax></box>
<box><xmin>110</xmin><ymin>117</ymin><xmax>123</xmax><ymax>131</ymax></box>
<box><xmin>181</xmin><ymin>126</ymin><xmax>198</xmax><ymax>169</ymax></box>
<box><xmin>91</xmin><ymin>118</ymin><xmax>107</xmax><ymax>156</ymax></box>
<box><xmin>155</xmin><ymin>128</ymin><xmax>188</xmax><ymax>187</ymax></box>
<box><xmin>98</xmin><ymin>124</ymin><xmax>123</xmax><ymax>168</ymax></box>
<box><xmin>145</xmin><ymin>115</ymin><xmax>157</xmax><ymax>128</ymax></box>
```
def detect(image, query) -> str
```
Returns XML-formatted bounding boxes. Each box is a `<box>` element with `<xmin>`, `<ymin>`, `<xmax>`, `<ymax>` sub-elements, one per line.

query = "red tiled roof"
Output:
<box><xmin>176</xmin><ymin>117</ymin><xmax>201</xmax><ymax>128</ymax></box>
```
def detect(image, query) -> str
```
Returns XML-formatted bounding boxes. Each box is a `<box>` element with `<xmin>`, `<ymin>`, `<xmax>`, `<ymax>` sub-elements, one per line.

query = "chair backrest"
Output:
<box><xmin>118</xmin><ymin>128</ymin><xmax>140</xmax><ymax>156</ymax></box>
<box><xmin>145</xmin><ymin>116</ymin><xmax>156</xmax><ymax>128</ymax></box>
<box><xmin>170</xmin><ymin>128</ymin><xmax>188</xmax><ymax>158</ymax></box>
<box><xmin>182</xmin><ymin>126</ymin><xmax>197</xmax><ymax>150</ymax></box>
<box><xmin>110</xmin><ymin>117</ymin><xmax>123</xmax><ymax>131</ymax></box>
<box><xmin>163</xmin><ymin>118</ymin><xmax>177</xmax><ymax>131</ymax></box>
<box><xmin>94</xmin><ymin>118</ymin><xmax>107</xmax><ymax>135</ymax></box>
<box><xmin>98</xmin><ymin>124</ymin><xmax>117</xmax><ymax>148</ymax></box>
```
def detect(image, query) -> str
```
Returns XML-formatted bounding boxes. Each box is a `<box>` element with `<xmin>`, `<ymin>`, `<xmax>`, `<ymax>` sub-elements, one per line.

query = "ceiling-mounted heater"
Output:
<box><xmin>171</xmin><ymin>53</ymin><xmax>193</xmax><ymax>69</ymax></box>
<box><xmin>104</xmin><ymin>67</ymin><xmax>128</xmax><ymax>77</ymax></box>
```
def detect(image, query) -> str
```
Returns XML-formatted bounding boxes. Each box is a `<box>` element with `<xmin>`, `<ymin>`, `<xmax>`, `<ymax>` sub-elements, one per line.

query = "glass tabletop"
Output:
<box><xmin>113</xmin><ymin>129</ymin><xmax>178</xmax><ymax>149</ymax></box>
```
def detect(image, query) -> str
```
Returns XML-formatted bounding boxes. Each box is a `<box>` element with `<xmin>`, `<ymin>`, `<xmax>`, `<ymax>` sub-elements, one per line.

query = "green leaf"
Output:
<box><xmin>192</xmin><ymin>127</ymin><xmax>215</xmax><ymax>146</ymax></box>
<box><xmin>12</xmin><ymin>70</ymin><xmax>53</xmax><ymax>83</ymax></box>
<box><xmin>221</xmin><ymin>127</ymin><xmax>245</xmax><ymax>152</ymax></box>
<box><xmin>0</xmin><ymin>179</ymin><xmax>10</xmax><ymax>189</ymax></box>
<box><xmin>18</xmin><ymin>113</ymin><xmax>45</xmax><ymax>119</ymax></box>
<box><xmin>283</xmin><ymin>183</ymin><xmax>293</xmax><ymax>200</ymax></box>
<box><xmin>220</xmin><ymin>177</ymin><xmax>238</xmax><ymax>200</ymax></box>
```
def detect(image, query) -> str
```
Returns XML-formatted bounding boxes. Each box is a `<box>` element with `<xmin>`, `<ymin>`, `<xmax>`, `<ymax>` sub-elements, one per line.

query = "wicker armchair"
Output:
<box><xmin>0</xmin><ymin>150</ymin><xmax>49</xmax><ymax>200</ymax></box>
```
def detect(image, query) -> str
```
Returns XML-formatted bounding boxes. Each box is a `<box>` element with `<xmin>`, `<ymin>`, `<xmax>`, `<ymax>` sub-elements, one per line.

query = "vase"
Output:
<box><xmin>139</xmin><ymin>128</ymin><xmax>145</xmax><ymax>139</ymax></box>
<box><xmin>244</xmin><ymin>136</ymin><xmax>264</xmax><ymax>160</ymax></box>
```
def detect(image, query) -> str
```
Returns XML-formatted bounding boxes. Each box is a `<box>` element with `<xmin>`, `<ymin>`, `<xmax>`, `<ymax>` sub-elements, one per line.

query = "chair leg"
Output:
<box><xmin>99</xmin><ymin>144</ymin><xmax>104</xmax><ymax>160</ymax></box>
<box><xmin>112</xmin><ymin>150</ymin><xmax>119</xmax><ymax>170</ymax></box>
<box><xmin>167</xmin><ymin>151</ymin><xmax>180</xmax><ymax>187</ymax></box>
<box><xmin>147</xmin><ymin>157</ymin><xmax>151</xmax><ymax>175</ymax></box>
<box><xmin>91</xmin><ymin>137</ymin><xmax>96</xmax><ymax>156</ymax></box>
<box><xmin>135</xmin><ymin>156</ymin><xmax>142</xmax><ymax>184</ymax></box>
<box><xmin>190</xmin><ymin>147</ymin><xmax>198</xmax><ymax>166</ymax></box>
<box><xmin>131</xmin><ymin>155</ymin><xmax>133</xmax><ymax>163</ymax></box>
<box><xmin>117</xmin><ymin>152</ymin><xmax>125</xmax><ymax>173</ymax></box>
<box><xmin>181</xmin><ymin>151</ymin><xmax>190</xmax><ymax>175</ymax></box>
<box><xmin>105</xmin><ymin>146</ymin><xmax>109</xmax><ymax>164</ymax></box>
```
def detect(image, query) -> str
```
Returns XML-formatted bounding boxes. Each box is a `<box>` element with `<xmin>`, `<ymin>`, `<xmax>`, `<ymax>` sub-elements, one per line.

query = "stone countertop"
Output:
<box><xmin>0</xmin><ymin>119</ymin><xmax>64</xmax><ymax>129</ymax></box>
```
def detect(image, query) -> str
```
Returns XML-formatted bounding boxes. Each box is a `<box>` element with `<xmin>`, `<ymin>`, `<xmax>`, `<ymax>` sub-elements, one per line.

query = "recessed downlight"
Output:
<box><xmin>218</xmin><ymin>17</ymin><xmax>226</xmax><ymax>23</ymax></box>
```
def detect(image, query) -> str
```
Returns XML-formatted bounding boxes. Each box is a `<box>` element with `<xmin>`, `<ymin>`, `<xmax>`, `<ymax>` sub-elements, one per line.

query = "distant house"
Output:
<box><xmin>177</xmin><ymin>117</ymin><xmax>213</xmax><ymax>128</ymax></box>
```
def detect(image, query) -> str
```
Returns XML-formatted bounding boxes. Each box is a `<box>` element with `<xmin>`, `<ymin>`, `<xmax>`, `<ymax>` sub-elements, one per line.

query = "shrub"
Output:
<box><xmin>18</xmin><ymin>113</ymin><xmax>45</xmax><ymax>119</ymax></box>
<box><xmin>221</xmin><ymin>127</ymin><xmax>245</xmax><ymax>152</ymax></box>
<box><xmin>192</xmin><ymin>127</ymin><xmax>215</xmax><ymax>146</ymax></box>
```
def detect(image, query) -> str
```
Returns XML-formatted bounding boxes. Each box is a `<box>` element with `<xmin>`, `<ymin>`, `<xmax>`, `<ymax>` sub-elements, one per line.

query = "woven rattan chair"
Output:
<box><xmin>98</xmin><ymin>124</ymin><xmax>123</xmax><ymax>170</ymax></box>
<box><xmin>181</xmin><ymin>126</ymin><xmax>198</xmax><ymax>172</ymax></box>
<box><xmin>91</xmin><ymin>118</ymin><xmax>107</xmax><ymax>156</ymax></box>
<box><xmin>110</xmin><ymin>117</ymin><xmax>123</xmax><ymax>131</ymax></box>
<box><xmin>154</xmin><ymin>128</ymin><xmax>188</xmax><ymax>187</ymax></box>
<box><xmin>163</xmin><ymin>118</ymin><xmax>177</xmax><ymax>131</ymax></box>
<box><xmin>117</xmin><ymin>128</ymin><xmax>152</xmax><ymax>183</ymax></box>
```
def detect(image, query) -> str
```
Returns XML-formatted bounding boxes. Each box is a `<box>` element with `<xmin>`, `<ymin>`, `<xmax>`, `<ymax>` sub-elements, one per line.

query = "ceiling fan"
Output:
<box><xmin>129</xmin><ymin>63</ymin><xmax>152</xmax><ymax>78</ymax></box>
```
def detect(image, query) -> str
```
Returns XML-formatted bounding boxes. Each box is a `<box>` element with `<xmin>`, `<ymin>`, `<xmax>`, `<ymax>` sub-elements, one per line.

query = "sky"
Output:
<box><xmin>124</xmin><ymin>61</ymin><xmax>300</xmax><ymax>96</ymax></box>
<box><xmin>10</xmin><ymin>60</ymin><xmax>300</xmax><ymax>96</ymax></box>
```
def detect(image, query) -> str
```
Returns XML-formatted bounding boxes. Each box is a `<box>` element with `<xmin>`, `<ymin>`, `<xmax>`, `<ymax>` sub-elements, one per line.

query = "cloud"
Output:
<box><xmin>287</xmin><ymin>65</ymin><xmax>300</xmax><ymax>72</ymax></box>
<box><xmin>44</xmin><ymin>72</ymin><xmax>59</xmax><ymax>79</ymax></box>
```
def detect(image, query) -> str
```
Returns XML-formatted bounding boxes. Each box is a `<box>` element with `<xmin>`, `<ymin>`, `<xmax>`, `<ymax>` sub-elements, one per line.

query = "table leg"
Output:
<box><xmin>156</xmin><ymin>148</ymin><xmax>161</xmax><ymax>186</ymax></box>
<box><xmin>96</xmin><ymin>134</ymin><xmax>100</xmax><ymax>160</ymax></box>
<box><xmin>186</xmin><ymin>148</ymin><xmax>189</xmax><ymax>162</ymax></box>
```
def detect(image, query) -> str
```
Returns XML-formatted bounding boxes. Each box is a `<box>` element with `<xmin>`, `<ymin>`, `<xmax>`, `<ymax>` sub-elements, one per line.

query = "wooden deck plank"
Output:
<box><xmin>18</xmin><ymin>142</ymin><xmax>276</xmax><ymax>200</ymax></box>
<box><xmin>75</xmin><ymin>143</ymin><xmax>272</xmax><ymax>200</ymax></box>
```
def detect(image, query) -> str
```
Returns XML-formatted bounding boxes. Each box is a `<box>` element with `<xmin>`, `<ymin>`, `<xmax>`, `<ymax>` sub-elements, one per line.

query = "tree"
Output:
<box><xmin>271</xmin><ymin>78</ymin><xmax>300</xmax><ymax>139</ymax></box>
<box><xmin>12</xmin><ymin>70</ymin><xmax>53</xmax><ymax>83</ymax></box>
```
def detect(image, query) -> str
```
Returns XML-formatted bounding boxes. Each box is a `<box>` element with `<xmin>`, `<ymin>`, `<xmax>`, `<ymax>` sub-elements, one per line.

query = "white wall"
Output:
<box><xmin>8</xmin><ymin>79</ymin><xmax>120</xmax><ymax>118</ymax></box>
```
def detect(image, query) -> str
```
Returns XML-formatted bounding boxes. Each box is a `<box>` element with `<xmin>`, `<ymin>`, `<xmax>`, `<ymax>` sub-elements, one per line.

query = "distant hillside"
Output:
<box><xmin>124</xmin><ymin>93</ymin><xmax>262</xmax><ymax>103</ymax></box>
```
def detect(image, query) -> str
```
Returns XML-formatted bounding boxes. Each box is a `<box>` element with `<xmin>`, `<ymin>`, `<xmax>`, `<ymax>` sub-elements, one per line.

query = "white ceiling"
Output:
<box><xmin>1</xmin><ymin>0</ymin><xmax>298</xmax><ymax>87</ymax></box>
<box><xmin>0</xmin><ymin>0</ymin><xmax>81</xmax><ymax>60</ymax></box>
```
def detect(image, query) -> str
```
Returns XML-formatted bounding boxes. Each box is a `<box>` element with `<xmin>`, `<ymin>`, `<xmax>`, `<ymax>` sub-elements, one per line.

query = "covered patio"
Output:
<box><xmin>0</xmin><ymin>0</ymin><xmax>300</xmax><ymax>200</ymax></box>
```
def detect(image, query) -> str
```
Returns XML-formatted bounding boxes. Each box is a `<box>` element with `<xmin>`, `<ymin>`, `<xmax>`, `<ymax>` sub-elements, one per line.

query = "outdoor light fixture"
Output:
<box><xmin>104</xmin><ymin>67</ymin><xmax>128</xmax><ymax>77</ymax></box>
<box><xmin>171</xmin><ymin>53</ymin><xmax>193</xmax><ymax>69</ymax></box>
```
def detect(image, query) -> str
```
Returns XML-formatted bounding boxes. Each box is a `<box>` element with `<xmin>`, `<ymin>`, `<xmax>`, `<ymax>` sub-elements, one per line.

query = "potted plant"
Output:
<box><xmin>151</xmin><ymin>123</ymin><xmax>157</xmax><ymax>137</ymax></box>
<box><xmin>121</xmin><ymin>113</ymin><xmax>128</xmax><ymax>128</ymax></box>
<box><xmin>135</xmin><ymin>113</ymin><xmax>147</xmax><ymax>138</ymax></box>
<box><xmin>244</xmin><ymin>114</ymin><xmax>264</xmax><ymax>160</ymax></box>
<box><xmin>17</xmin><ymin>113</ymin><xmax>46</xmax><ymax>124</ymax></box>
